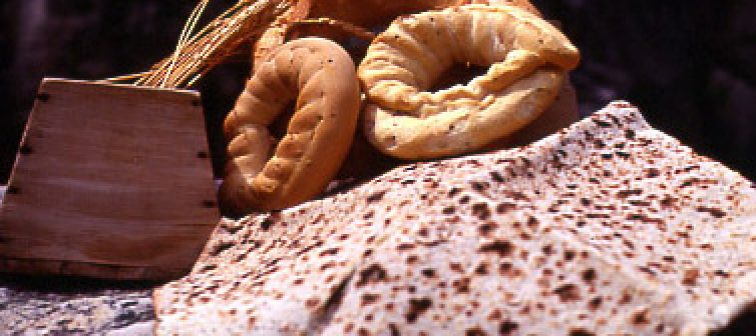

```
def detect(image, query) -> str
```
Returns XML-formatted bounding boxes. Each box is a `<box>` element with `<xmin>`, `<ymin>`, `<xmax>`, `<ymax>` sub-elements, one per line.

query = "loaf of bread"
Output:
<box><xmin>220</xmin><ymin>38</ymin><xmax>361</xmax><ymax>213</ymax></box>
<box><xmin>358</xmin><ymin>4</ymin><xmax>580</xmax><ymax>159</ymax></box>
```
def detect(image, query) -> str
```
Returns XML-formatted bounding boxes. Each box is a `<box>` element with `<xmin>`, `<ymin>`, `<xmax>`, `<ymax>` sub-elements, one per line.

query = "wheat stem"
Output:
<box><xmin>133</xmin><ymin>0</ymin><xmax>288</xmax><ymax>88</ymax></box>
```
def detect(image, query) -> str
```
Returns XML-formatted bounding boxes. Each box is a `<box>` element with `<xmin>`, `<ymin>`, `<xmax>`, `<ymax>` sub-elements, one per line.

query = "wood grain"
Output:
<box><xmin>0</xmin><ymin>79</ymin><xmax>219</xmax><ymax>280</ymax></box>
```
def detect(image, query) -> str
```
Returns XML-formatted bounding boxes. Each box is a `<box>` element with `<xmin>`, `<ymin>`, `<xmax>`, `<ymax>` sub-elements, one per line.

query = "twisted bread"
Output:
<box><xmin>358</xmin><ymin>4</ymin><xmax>580</xmax><ymax>159</ymax></box>
<box><xmin>221</xmin><ymin>38</ymin><xmax>360</xmax><ymax>213</ymax></box>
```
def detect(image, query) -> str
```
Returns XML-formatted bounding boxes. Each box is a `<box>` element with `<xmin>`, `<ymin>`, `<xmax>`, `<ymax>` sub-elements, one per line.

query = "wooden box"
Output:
<box><xmin>0</xmin><ymin>79</ymin><xmax>220</xmax><ymax>280</ymax></box>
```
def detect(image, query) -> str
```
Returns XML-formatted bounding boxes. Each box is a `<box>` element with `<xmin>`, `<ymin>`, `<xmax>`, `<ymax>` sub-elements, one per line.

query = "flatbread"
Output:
<box><xmin>155</xmin><ymin>102</ymin><xmax>756</xmax><ymax>335</ymax></box>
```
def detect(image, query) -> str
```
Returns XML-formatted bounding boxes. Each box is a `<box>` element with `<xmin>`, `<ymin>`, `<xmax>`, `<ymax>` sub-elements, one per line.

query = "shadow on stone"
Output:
<box><xmin>0</xmin><ymin>273</ymin><xmax>161</xmax><ymax>293</ymax></box>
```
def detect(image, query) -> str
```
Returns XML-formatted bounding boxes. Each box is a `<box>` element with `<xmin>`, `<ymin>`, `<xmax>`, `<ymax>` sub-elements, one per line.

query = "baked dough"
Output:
<box><xmin>358</xmin><ymin>4</ymin><xmax>580</xmax><ymax>159</ymax></box>
<box><xmin>221</xmin><ymin>37</ymin><xmax>361</xmax><ymax>213</ymax></box>
<box><xmin>252</xmin><ymin>0</ymin><xmax>542</xmax><ymax>69</ymax></box>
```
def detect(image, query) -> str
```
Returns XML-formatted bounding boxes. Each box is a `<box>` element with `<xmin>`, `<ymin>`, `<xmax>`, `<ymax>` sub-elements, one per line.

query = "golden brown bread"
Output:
<box><xmin>220</xmin><ymin>37</ymin><xmax>361</xmax><ymax>213</ymax></box>
<box><xmin>358</xmin><ymin>4</ymin><xmax>580</xmax><ymax>159</ymax></box>
<box><xmin>252</xmin><ymin>0</ymin><xmax>542</xmax><ymax>69</ymax></box>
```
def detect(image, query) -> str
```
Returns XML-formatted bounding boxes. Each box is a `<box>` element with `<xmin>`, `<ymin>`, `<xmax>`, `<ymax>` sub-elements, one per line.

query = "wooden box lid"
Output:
<box><xmin>0</xmin><ymin>78</ymin><xmax>220</xmax><ymax>280</ymax></box>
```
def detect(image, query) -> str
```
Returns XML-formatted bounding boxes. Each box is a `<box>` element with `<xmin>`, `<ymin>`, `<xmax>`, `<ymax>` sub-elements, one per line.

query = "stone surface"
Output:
<box><xmin>153</xmin><ymin>102</ymin><xmax>756</xmax><ymax>335</ymax></box>
<box><xmin>0</xmin><ymin>276</ymin><xmax>154</xmax><ymax>335</ymax></box>
<box><xmin>105</xmin><ymin>321</ymin><xmax>156</xmax><ymax>336</ymax></box>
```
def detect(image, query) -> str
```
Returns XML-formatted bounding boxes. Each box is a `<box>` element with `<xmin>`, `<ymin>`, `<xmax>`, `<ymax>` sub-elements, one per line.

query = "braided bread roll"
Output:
<box><xmin>358</xmin><ymin>4</ymin><xmax>580</xmax><ymax>159</ymax></box>
<box><xmin>221</xmin><ymin>38</ymin><xmax>360</xmax><ymax>213</ymax></box>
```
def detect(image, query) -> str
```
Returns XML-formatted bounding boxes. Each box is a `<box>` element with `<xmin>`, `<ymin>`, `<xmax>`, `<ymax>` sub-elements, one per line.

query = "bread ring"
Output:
<box><xmin>252</xmin><ymin>0</ymin><xmax>542</xmax><ymax>70</ymax></box>
<box><xmin>358</xmin><ymin>4</ymin><xmax>580</xmax><ymax>159</ymax></box>
<box><xmin>221</xmin><ymin>37</ymin><xmax>361</xmax><ymax>213</ymax></box>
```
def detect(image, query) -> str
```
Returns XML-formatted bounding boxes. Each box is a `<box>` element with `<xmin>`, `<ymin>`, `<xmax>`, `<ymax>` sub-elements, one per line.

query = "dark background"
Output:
<box><xmin>1</xmin><ymin>0</ymin><xmax>754</xmax><ymax>182</ymax></box>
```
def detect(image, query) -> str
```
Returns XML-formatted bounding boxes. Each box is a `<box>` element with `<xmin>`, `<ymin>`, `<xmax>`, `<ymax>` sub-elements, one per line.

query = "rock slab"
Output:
<box><xmin>0</xmin><ymin>276</ymin><xmax>154</xmax><ymax>335</ymax></box>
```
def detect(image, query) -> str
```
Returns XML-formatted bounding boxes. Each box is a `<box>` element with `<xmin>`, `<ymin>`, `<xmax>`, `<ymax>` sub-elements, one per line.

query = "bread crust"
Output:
<box><xmin>252</xmin><ymin>0</ymin><xmax>542</xmax><ymax>69</ymax></box>
<box><xmin>221</xmin><ymin>38</ymin><xmax>361</xmax><ymax>213</ymax></box>
<box><xmin>358</xmin><ymin>4</ymin><xmax>580</xmax><ymax>159</ymax></box>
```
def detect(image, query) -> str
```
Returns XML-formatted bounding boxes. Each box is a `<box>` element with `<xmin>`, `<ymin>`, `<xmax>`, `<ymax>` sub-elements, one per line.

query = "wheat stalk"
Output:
<box><xmin>126</xmin><ymin>0</ymin><xmax>290</xmax><ymax>89</ymax></box>
<box><xmin>160</xmin><ymin>0</ymin><xmax>211</xmax><ymax>88</ymax></box>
